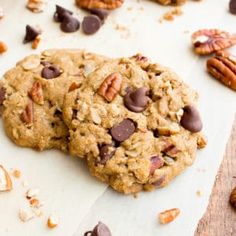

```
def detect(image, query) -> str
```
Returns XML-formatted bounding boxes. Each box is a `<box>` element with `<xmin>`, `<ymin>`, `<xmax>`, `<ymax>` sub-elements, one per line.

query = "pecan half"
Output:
<box><xmin>20</xmin><ymin>101</ymin><xmax>34</xmax><ymax>125</ymax></box>
<box><xmin>28</xmin><ymin>81</ymin><xmax>44</xmax><ymax>105</ymax></box>
<box><xmin>207</xmin><ymin>50</ymin><xmax>236</xmax><ymax>90</ymax></box>
<box><xmin>75</xmin><ymin>0</ymin><xmax>124</xmax><ymax>10</ymax></box>
<box><xmin>98</xmin><ymin>72</ymin><xmax>122</xmax><ymax>102</ymax></box>
<box><xmin>155</xmin><ymin>0</ymin><xmax>186</xmax><ymax>5</ymax></box>
<box><xmin>192</xmin><ymin>29</ymin><xmax>236</xmax><ymax>55</ymax></box>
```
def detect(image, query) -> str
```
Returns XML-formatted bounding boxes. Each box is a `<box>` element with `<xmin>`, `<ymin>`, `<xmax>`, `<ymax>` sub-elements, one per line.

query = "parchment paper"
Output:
<box><xmin>0</xmin><ymin>0</ymin><xmax>235</xmax><ymax>235</ymax></box>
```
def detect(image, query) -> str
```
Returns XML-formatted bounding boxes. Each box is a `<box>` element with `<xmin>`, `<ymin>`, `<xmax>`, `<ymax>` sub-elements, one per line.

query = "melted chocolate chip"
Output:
<box><xmin>90</xmin><ymin>8</ymin><xmax>109</xmax><ymax>24</ymax></box>
<box><xmin>54</xmin><ymin>5</ymin><xmax>73</xmax><ymax>22</ymax></box>
<box><xmin>230</xmin><ymin>0</ymin><xmax>236</xmax><ymax>14</ymax></box>
<box><xmin>23</xmin><ymin>25</ymin><xmax>41</xmax><ymax>43</ymax></box>
<box><xmin>98</xmin><ymin>144</ymin><xmax>115</xmax><ymax>164</ymax></box>
<box><xmin>60</xmin><ymin>13</ymin><xmax>80</xmax><ymax>33</ymax></box>
<box><xmin>150</xmin><ymin>156</ymin><xmax>164</xmax><ymax>175</ymax></box>
<box><xmin>84</xmin><ymin>222</ymin><xmax>112</xmax><ymax>236</ymax></box>
<box><xmin>82</xmin><ymin>15</ymin><xmax>101</xmax><ymax>35</ymax></box>
<box><xmin>124</xmin><ymin>87</ymin><xmax>149</xmax><ymax>113</ymax></box>
<box><xmin>180</xmin><ymin>105</ymin><xmax>202</xmax><ymax>133</ymax></box>
<box><xmin>110</xmin><ymin>119</ymin><xmax>135</xmax><ymax>142</ymax></box>
<box><xmin>0</xmin><ymin>87</ymin><xmax>6</xmax><ymax>105</ymax></box>
<box><xmin>41</xmin><ymin>65</ymin><xmax>61</xmax><ymax>79</ymax></box>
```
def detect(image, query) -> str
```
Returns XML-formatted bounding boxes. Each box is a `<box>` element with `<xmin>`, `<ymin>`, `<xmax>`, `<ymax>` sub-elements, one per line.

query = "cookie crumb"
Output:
<box><xmin>19</xmin><ymin>208</ymin><xmax>34</xmax><ymax>222</ymax></box>
<box><xmin>0</xmin><ymin>165</ymin><xmax>12</xmax><ymax>192</ymax></box>
<box><xmin>196</xmin><ymin>190</ymin><xmax>202</xmax><ymax>197</ymax></box>
<box><xmin>0</xmin><ymin>41</ymin><xmax>8</xmax><ymax>54</ymax></box>
<box><xmin>47</xmin><ymin>215</ymin><xmax>59</xmax><ymax>228</ymax></box>
<box><xmin>159</xmin><ymin>7</ymin><xmax>183</xmax><ymax>23</ymax></box>
<box><xmin>26</xmin><ymin>188</ymin><xmax>40</xmax><ymax>199</ymax></box>
<box><xmin>12</xmin><ymin>169</ymin><xmax>21</xmax><ymax>178</ymax></box>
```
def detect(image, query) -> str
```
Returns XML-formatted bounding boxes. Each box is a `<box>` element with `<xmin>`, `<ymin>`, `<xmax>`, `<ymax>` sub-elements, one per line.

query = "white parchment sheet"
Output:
<box><xmin>0</xmin><ymin>0</ymin><xmax>235</xmax><ymax>235</ymax></box>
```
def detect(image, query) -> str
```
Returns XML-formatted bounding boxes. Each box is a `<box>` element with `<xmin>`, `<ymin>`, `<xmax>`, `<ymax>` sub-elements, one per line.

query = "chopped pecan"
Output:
<box><xmin>207</xmin><ymin>50</ymin><xmax>236</xmax><ymax>90</ymax></box>
<box><xmin>28</xmin><ymin>81</ymin><xmax>44</xmax><ymax>105</ymax></box>
<box><xmin>75</xmin><ymin>0</ymin><xmax>124</xmax><ymax>10</ymax></box>
<box><xmin>192</xmin><ymin>29</ymin><xmax>236</xmax><ymax>55</ymax></box>
<box><xmin>98</xmin><ymin>72</ymin><xmax>122</xmax><ymax>102</ymax></box>
<box><xmin>20</xmin><ymin>101</ymin><xmax>34</xmax><ymax>125</ymax></box>
<box><xmin>159</xmin><ymin>208</ymin><xmax>180</xmax><ymax>224</ymax></box>
<box><xmin>68</xmin><ymin>82</ymin><xmax>80</xmax><ymax>92</ymax></box>
<box><xmin>130</xmin><ymin>54</ymin><xmax>150</xmax><ymax>69</ymax></box>
<box><xmin>26</xmin><ymin>0</ymin><xmax>45</xmax><ymax>13</ymax></box>
<box><xmin>155</xmin><ymin>0</ymin><xmax>186</xmax><ymax>5</ymax></box>
<box><xmin>0</xmin><ymin>41</ymin><xmax>7</xmax><ymax>54</ymax></box>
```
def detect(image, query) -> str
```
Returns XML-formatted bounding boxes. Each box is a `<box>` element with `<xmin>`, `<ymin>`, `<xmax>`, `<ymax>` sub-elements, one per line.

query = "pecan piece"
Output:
<box><xmin>159</xmin><ymin>208</ymin><xmax>180</xmax><ymax>224</ymax></box>
<box><xmin>75</xmin><ymin>0</ymin><xmax>124</xmax><ymax>10</ymax></box>
<box><xmin>0</xmin><ymin>41</ymin><xmax>7</xmax><ymax>54</ymax></box>
<box><xmin>130</xmin><ymin>54</ymin><xmax>150</xmax><ymax>69</ymax></box>
<box><xmin>68</xmin><ymin>82</ymin><xmax>80</xmax><ymax>92</ymax></box>
<box><xmin>20</xmin><ymin>101</ymin><xmax>34</xmax><ymax>125</ymax></box>
<box><xmin>28</xmin><ymin>81</ymin><xmax>44</xmax><ymax>105</ymax></box>
<box><xmin>98</xmin><ymin>72</ymin><xmax>122</xmax><ymax>102</ymax></box>
<box><xmin>155</xmin><ymin>0</ymin><xmax>186</xmax><ymax>5</ymax></box>
<box><xmin>192</xmin><ymin>29</ymin><xmax>236</xmax><ymax>55</ymax></box>
<box><xmin>207</xmin><ymin>50</ymin><xmax>236</xmax><ymax>90</ymax></box>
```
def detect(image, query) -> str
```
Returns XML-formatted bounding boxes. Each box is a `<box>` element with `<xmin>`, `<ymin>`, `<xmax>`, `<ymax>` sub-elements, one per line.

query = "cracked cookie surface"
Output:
<box><xmin>63</xmin><ymin>55</ymin><xmax>206</xmax><ymax>194</ymax></box>
<box><xmin>0</xmin><ymin>49</ymin><xmax>108</xmax><ymax>151</ymax></box>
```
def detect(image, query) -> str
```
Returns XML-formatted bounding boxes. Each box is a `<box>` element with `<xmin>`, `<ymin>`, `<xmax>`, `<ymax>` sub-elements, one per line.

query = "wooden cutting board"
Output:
<box><xmin>195</xmin><ymin>116</ymin><xmax>236</xmax><ymax>236</ymax></box>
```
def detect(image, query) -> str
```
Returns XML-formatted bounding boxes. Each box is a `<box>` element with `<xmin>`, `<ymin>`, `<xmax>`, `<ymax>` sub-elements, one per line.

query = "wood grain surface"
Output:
<box><xmin>195</xmin><ymin>117</ymin><xmax>236</xmax><ymax>236</ymax></box>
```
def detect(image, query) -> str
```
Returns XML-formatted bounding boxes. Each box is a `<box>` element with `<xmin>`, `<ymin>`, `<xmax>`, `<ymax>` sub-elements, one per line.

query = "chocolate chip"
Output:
<box><xmin>54</xmin><ymin>5</ymin><xmax>73</xmax><ymax>22</ymax></box>
<box><xmin>230</xmin><ymin>0</ymin><xmax>236</xmax><ymax>14</ymax></box>
<box><xmin>23</xmin><ymin>25</ymin><xmax>41</xmax><ymax>43</ymax></box>
<box><xmin>124</xmin><ymin>87</ymin><xmax>149</xmax><ymax>112</ymax></box>
<box><xmin>60</xmin><ymin>13</ymin><xmax>80</xmax><ymax>33</ymax></box>
<box><xmin>153</xmin><ymin>129</ymin><xmax>159</xmax><ymax>138</ymax></box>
<box><xmin>0</xmin><ymin>87</ymin><xmax>6</xmax><ymax>105</ymax></box>
<box><xmin>150</xmin><ymin>156</ymin><xmax>164</xmax><ymax>175</ymax></box>
<box><xmin>180</xmin><ymin>105</ymin><xmax>202</xmax><ymax>133</ymax></box>
<box><xmin>41</xmin><ymin>65</ymin><xmax>61</xmax><ymax>79</ymax></box>
<box><xmin>84</xmin><ymin>222</ymin><xmax>112</xmax><ymax>236</ymax></box>
<box><xmin>90</xmin><ymin>9</ymin><xmax>109</xmax><ymax>24</ymax></box>
<box><xmin>110</xmin><ymin>119</ymin><xmax>135</xmax><ymax>142</ymax></box>
<box><xmin>82</xmin><ymin>15</ymin><xmax>101</xmax><ymax>35</ymax></box>
<box><xmin>98</xmin><ymin>144</ymin><xmax>115</xmax><ymax>164</ymax></box>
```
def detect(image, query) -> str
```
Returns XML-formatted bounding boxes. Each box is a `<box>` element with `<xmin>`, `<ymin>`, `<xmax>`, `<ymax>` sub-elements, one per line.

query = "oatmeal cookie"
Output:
<box><xmin>63</xmin><ymin>55</ymin><xmax>206</xmax><ymax>194</ymax></box>
<box><xmin>0</xmin><ymin>49</ymin><xmax>108</xmax><ymax>151</ymax></box>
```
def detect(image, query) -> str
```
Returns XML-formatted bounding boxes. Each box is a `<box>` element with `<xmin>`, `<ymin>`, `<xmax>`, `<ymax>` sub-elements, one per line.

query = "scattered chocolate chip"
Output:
<box><xmin>0</xmin><ymin>87</ymin><xmax>6</xmax><ymax>105</ymax></box>
<box><xmin>82</xmin><ymin>15</ymin><xmax>101</xmax><ymax>35</ymax></box>
<box><xmin>23</xmin><ymin>25</ymin><xmax>41</xmax><ymax>43</ymax></box>
<box><xmin>180</xmin><ymin>105</ymin><xmax>202</xmax><ymax>133</ymax></box>
<box><xmin>98</xmin><ymin>144</ymin><xmax>115</xmax><ymax>164</ymax></box>
<box><xmin>150</xmin><ymin>156</ymin><xmax>164</xmax><ymax>175</ymax></box>
<box><xmin>41</xmin><ymin>65</ymin><xmax>61</xmax><ymax>79</ymax></box>
<box><xmin>110</xmin><ymin>119</ymin><xmax>135</xmax><ymax>142</ymax></box>
<box><xmin>60</xmin><ymin>13</ymin><xmax>80</xmax><ymax>33</ymax></box>
<box><xmin>229</xmin><ymin>0</ymin><xmax>236</xmax><ymax>14</ymax></box>
<box><xmin>84</xmin><ymin>222</ymin><xmax>112</xmax><ymax>236</ymax></box>
<box><xmin>124</xmin><ymin>87</ymin><xmax>149</xmax><ymax>113</ymax></box>
<box><xmin>90</xmin><ymin>8</ymin><xmax>109</xmax><ymax>24</ymax></box>
<box><xmin>54</xmin><ymin>5</ymin><xmax>73</xmax><ymax>22</ymax></box>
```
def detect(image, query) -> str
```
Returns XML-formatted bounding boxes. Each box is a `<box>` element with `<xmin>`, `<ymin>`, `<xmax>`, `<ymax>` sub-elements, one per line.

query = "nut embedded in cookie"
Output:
<box><xmin>75</xmin><ymin>0</ymin><xmax>124</xmax><ymax>10</ymax></box>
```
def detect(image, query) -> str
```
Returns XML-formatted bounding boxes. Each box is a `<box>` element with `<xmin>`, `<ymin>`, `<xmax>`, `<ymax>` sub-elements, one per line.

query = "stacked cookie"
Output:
<box><xmin>0</xmin><ymin>50</ymin><xmax>206</xmax><ymax>194</ymax></box>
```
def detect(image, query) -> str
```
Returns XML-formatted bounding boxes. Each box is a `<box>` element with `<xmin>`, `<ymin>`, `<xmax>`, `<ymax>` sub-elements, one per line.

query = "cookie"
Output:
<box><xmin>0</xmin><ymin>49</ymin><xmax>108</xmax><ymax>151</ymax></box>
<box><xmin>63</xmin><ymin>54</ymin><xmax>206</xmax><ymax>194</ymax></box>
